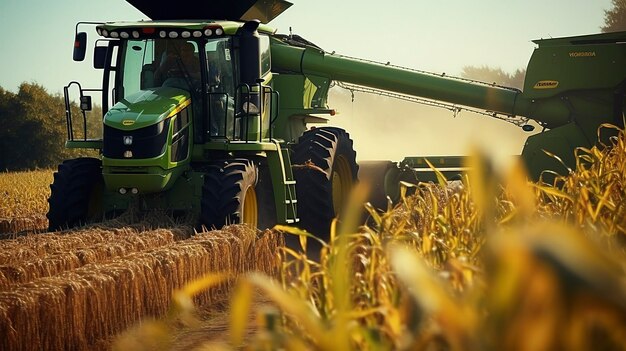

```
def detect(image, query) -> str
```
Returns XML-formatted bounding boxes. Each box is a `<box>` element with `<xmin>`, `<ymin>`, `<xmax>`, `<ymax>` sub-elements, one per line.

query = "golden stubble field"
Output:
<box><xmin>0</xmin><ymin>169</ymin><xmax>51</xmax><ymax>234</ymax></box>
<box><xmin>0</xmin><ymin>125</ymin><xmax>625</xmax><ymax>350</ymax></box>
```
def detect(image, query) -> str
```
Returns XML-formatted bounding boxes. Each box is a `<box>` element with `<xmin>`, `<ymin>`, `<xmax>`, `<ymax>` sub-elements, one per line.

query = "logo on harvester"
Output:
<box><xmin>569</xmin><ymin>51</ymin><xmax>596</xmax><ymax>58</ymax></box>
<box><xmin>533</xmin><ymin>80</ymin><xmax>559</xmax><ymax>89</ymax></box>
<box><xmin>122</xmin><ymin>119</ymin><xmax>135</xmax><ymax>126</ymax></box>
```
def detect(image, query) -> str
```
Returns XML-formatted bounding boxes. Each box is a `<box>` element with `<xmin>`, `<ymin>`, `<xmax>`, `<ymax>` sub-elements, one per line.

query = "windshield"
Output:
<box><xmin>117</xmin><ymin>38</ymin><xmax>233</xmax><ymax>98</ymax></box>
<box><xmin>118</xmin><ymin>39</ymin><xmax>200</xmax><ymax>98</ymax></box>
<box><xmin>117</xmin><ymin>37</ymin><xmax>236</xmax><ymax>140</ymax></box>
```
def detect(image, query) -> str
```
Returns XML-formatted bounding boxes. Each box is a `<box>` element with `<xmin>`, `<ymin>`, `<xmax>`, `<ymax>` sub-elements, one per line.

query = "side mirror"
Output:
<box><xmin>93</xmin><ymin>45</ymin><xmax>108</xmax><ymax>69</ymax></box>
<box><xmin>80</xmin><ymin>95</ymin><xmax>92</xmax><ymax>111</ymax></box>
<box><xmin>73</xmin><ymin>32</ymin><xmax>87</xmax><ymax>61</ymax></box>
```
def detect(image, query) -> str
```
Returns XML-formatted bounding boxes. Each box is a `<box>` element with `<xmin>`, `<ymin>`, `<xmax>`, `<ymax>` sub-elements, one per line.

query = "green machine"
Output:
<box><xmin>49</xmin><ymin>0</ymin><xmax>626</xmax><ymax>236</ymax></box>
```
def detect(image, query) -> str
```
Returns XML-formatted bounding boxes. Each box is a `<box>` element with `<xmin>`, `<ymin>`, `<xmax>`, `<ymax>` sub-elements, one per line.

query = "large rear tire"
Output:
<box><xmin>200</xmin><ymin>159</ymin><xmax>276</xmax><ymax>230</ymax></box>
<box><xmin>292</xmin><ymin>127</ymin><xmax>359</xmax><ymax>237</ymax></box>
<box><xmin>47</xmin><ymin>158</ymin><xmax>104</xmax><ymax>231</ymax></box>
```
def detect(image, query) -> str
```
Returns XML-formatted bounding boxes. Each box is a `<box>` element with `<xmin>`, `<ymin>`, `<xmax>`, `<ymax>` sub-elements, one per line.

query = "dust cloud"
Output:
<box><xmin>324</xmin><ymin>88</ymin><xmax>537</xmax><ymax>164</ymax></box>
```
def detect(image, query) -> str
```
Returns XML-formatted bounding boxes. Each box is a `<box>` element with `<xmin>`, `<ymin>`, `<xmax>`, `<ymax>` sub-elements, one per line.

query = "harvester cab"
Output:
<box><xmin>54</xmin><ymin>3</ymin><xmax>297</xmax><ymax>232</ymax></box>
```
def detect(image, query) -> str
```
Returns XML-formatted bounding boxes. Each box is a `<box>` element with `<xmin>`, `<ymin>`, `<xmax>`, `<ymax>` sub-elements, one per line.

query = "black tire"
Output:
<box><xmin>255</xmin><ymin>160</ymin><xmax>278</xmax><ymax>230</ymax></box>
<box><xmin>47</xmin><ymin>157</ymin><xmax>104</xmax><ymax>231</ymax></box>
<box><xmin>292</xmin><ymin>127</ymin><xmax>359</xmax><ymax>237</ymax></box>
<box><xmin>199</xmin><ymin>159</ymin><xmax>276</xmax><ymax>230</ymax></box>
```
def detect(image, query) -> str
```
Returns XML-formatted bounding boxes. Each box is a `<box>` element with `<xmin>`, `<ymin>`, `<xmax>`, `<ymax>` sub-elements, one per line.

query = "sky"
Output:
<box><xmin>0</xmin><ymin>0</ymin><xmax>614</xmax><ymax>160</ymax></box>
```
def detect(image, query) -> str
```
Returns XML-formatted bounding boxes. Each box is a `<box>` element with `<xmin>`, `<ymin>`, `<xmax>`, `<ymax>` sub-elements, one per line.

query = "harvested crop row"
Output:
<box><xmin>0</xmin><ymin>226</ymin><xmax>188</xmax><ymax>264</ymax></box>
<box><xmin>0</xmin><ymin>215</ymin><xmax>48</xmax><ymax>234</ymax></box>
<box><xmin>0</xmin><ymin>229</ymin><xmax>176</xmax><ymax>290</ymax></box>
<box><xmin>190</xmin><ymin>225</ymin><xmax>282</xmax><ymax>278</ymax></box>
<box><xmin>0</xmin><ymin>226</ymin><xmax>282</xmax><ymax>351</ymax></box>
<box><xmin>0</xmin><ymin>227</ymin><xmax>142</xmax><ymax>263</ymax></box>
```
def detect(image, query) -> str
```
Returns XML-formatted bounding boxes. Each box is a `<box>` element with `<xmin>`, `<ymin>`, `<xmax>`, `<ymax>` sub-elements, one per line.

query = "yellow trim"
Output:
<box><xmin>167</xmin><ymin>98</ymin><xmax>192</xmax><ymax>118</ymax></box>
<box><xmin>242</xmin><ymin>186</ymin><xmax>258</xmax><ymax>227</ymax></box>
<box><xmin>331</xmin><ymin>155</ymin><xmax>354</xmax><ymax>215</ymax></box>
<box><xmin>533</xmin><ymin>80</ymin><xmax>559</xmax><ymax>90</ymax></box>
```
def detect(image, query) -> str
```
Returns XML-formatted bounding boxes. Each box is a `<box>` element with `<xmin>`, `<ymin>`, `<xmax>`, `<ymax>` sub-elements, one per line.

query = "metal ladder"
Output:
<box><xmin>280</xmin><ymin>147</ymin><xmax>299</xmax><ymax>224</ymax></box>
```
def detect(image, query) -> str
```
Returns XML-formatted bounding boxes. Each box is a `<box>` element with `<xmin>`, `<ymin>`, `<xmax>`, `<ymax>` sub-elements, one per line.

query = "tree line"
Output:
<box><xmin>0</xmin><ymin>83</ymin><xmax>101</xmax><ymax>171</ymax></box>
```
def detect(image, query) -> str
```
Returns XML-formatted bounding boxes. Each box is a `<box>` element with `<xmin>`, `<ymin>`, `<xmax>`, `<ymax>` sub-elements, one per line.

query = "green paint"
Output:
<box><xmin>102</xmin><ymin>102</ymin><xmax>193</xmax><ymax>194</ymax></box>
<box><xmin>271</xmin><ymin>43</ymin><xmax>521</xmax><ymax>116</ymax></box>
<box><xmin>521</xmin><ymin>123</ymin><xmax>590</xmax><ymax>181</ymax></box>
<box><xmin>104</xmin><ymin>88</ymin><xmax>190</xmax><ymax>131</ymax></box>
<box><xmin>100</xmin><ymin>170</ymin><xmax>203</xmax><ymax>214</ymax></box>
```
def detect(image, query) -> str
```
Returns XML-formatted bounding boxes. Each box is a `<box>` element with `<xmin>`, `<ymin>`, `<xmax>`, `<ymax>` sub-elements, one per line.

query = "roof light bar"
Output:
<box><xmin>96</xmin><ymin>25</ymin><xmax>225</xmax><ymax>39</ymax></box>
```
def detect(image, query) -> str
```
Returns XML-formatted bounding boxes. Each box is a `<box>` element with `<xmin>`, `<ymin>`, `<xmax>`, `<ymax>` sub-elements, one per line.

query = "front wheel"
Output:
<box><xmin>47</xmin><ymin>158</ymin><xmax>104</xmax><ymax>231</ymax></box>
<box><xmin>200</xmin><ymin>159</ymin><xmax>275</xmax><ymax>230</ymax></box>
<box><xmin>292</xmin><ymin>127</ymin><xmax>359</xmax><ymax>237</ymax></box>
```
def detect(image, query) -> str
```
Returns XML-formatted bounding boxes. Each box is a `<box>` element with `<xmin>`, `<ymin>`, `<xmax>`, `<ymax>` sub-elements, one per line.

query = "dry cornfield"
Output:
<box><xmin>261</xmin><ymin>124</ymin><xmax>626</xmax><ymax>350</ymax></box>
<box><xmin>1</xmin><ymin>125</ymin><xmax>625</xmax><ymax>351</ymax></box>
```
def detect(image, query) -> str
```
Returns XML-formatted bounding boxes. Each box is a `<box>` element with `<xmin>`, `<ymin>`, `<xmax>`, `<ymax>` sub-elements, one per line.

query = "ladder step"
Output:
<box><xmin>286</xmin><ymin>219</ymin><xmax>295</xmax><ymax>224</ymax></box>
<box><xmin>284</xmin><ymin>199</ymin><xmax>298</xmax><ymax>204</ymax></box>
<box><xmin>284</xmin><ymin>180</ymin><xmax>296</xmax><ymax>185</ymax></box>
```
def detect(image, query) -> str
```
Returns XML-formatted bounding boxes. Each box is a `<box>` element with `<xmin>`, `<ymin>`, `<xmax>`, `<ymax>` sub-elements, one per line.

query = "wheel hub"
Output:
<box><xmin>331</xmin><ymin>155</ymin><xmax>354</xmax><ymax>214</ymax></box>
<box><xmin>242</xmin><ymin>186</ymin><xmax>258</xmax><ymax>227</ymax></box>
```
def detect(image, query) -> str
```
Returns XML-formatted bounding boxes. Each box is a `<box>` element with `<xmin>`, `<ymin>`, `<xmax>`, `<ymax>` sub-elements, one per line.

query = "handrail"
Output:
<box><xmin>63</xmin><ymin>81</ymin><xmax>103</xmax><ymax>142</ymax></box>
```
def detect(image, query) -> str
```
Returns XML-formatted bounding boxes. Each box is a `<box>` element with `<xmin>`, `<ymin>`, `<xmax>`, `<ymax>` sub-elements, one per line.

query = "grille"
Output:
<box><xmin>103</xmin><ymin>119</ymin><xmax>170</xmax><ymax>159</ymax></box>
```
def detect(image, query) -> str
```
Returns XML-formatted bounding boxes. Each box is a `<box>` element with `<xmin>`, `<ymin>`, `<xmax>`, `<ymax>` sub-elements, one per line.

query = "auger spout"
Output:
<box><xmin>271</xmin><ymin>43</ymin><xmax>525</xmax><ymax>117</ymax></box>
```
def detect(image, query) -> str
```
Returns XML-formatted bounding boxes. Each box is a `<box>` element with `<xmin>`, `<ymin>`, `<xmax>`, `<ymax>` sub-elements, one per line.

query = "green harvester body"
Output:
<box><xmin>50</xmin><ymin>0</ymin><xmax>626</xmax><ymax>233</ymax></box>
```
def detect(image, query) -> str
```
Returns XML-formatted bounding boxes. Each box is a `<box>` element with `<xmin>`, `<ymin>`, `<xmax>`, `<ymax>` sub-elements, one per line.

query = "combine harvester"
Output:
<box><xmin>51</xmin><ymin>0</ymin><xmax>626</xmax><ymax>236</ymax></box>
